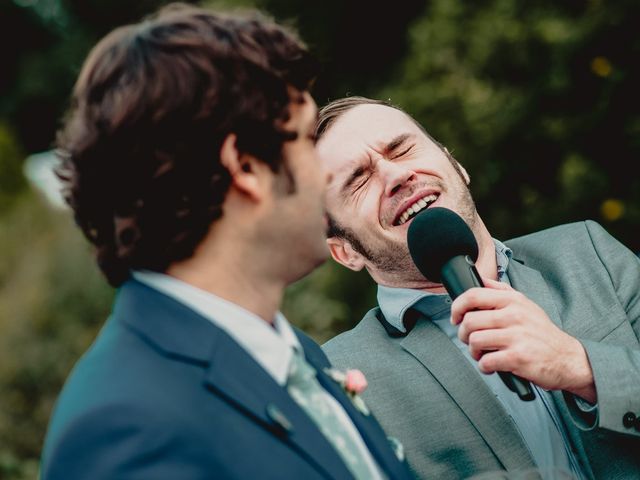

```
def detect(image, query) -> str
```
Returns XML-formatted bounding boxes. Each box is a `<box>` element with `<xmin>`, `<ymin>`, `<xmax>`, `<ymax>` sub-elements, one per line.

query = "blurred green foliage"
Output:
<box><xmin>381</xmin><ymin>0</ymin><xmax>640</xmax><ymax>245</ymax></box>
<box><xmin>0</xmin><ymin>192</ymin><xmax>112</xmax><ymax>479</ymax></box>
<box><xmin>0</xmin><ymin>123</ymin><xmax>26</xmax><ymax>213</ymax></box>
<box><xmin>0</xmin><ymin>0</ymin><xmax>638</xmax><ymax>477</ymax></box>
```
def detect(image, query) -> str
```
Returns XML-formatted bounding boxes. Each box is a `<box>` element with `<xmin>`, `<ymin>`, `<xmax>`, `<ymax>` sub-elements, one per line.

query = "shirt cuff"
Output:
<box><xmin>574</xmin><ymin>395</ymin><xmax>598</xmax><ymax>413</ymax></box>
<box><xmin>562</xmin><ymin>391</ymin><xmax>599</xmax><ymax>430</ymax></box>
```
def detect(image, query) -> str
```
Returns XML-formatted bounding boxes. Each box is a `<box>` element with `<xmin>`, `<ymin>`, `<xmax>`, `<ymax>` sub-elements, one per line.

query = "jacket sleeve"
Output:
<box><xmin>41</xmin><ymin>403</ymin><xmax>209</xmax><ymax>480</ymax></box>
<box><xmin>564</xmin><ymin>220</ymin><xmax>640</xmax><ymax>436</ymax></box>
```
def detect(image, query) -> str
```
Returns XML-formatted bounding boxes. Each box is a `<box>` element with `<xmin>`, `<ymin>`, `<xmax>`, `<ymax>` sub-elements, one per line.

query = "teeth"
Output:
<box><xmin>397</xmin><ymin>194</ymin><xmax>438</xmax><ymax>225</ymax></box>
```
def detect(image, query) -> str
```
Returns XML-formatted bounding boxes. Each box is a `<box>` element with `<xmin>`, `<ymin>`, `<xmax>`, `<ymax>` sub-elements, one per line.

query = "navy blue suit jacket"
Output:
<box><xmin>41</xmin><ymin>280</ymin><xmax>412</xmax><ymax>479</ymax></box>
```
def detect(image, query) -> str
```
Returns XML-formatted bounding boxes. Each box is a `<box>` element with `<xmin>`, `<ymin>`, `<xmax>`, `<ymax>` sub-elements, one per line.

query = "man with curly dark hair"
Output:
<box><xmin>40</xmin><ymin>5</ymin><xmax>413</xmax><ymax>479</ymax></box>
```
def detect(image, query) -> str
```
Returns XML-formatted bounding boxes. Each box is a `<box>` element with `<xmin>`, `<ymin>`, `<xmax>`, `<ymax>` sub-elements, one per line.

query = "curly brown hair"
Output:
<box><xmin>57</xmin><ymin>3</ymin><xmax>318</xmax><ymax>287</ymax></box>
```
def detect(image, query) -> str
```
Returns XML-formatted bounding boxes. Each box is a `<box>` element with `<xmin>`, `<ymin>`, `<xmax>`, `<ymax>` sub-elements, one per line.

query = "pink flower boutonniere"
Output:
<box><xmin>345</xmin><ymin>369</ymin><xmax>368</xmax><ymax>395</ymax></box>
<box><xmin>324</xmin><ymin>368</ymin><xmax>370</xmax><ymax>416</ymax></box>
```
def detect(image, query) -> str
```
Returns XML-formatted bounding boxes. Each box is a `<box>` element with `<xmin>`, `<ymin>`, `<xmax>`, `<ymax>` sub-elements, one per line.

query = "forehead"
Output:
<box><xmin>317</xmin><ymin>104</ymin><xmax>426</xmax><ymax>168</ymax></box>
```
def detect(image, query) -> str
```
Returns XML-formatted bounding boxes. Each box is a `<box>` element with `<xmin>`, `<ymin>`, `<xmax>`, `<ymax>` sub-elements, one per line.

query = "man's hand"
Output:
<box><xmin>451</xmin><ymin>278</ymin><xmax>597</xmax><ymax>403</ymax></box>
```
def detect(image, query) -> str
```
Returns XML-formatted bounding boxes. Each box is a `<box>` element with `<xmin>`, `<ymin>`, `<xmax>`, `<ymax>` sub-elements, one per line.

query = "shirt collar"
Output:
<box><xmin>495</xmin><ymin>238</ymin><xmax>513</xmax><ymax>282</ymax></box>
<box><xmin>131</xmin><ymin>270</ymin><xmax>299</xmax><ymax>386</ymax></box>
<box><xmin>377</xmin><ymin>239</ymin><xmax>512</xmax><ymax>333</ymax></box>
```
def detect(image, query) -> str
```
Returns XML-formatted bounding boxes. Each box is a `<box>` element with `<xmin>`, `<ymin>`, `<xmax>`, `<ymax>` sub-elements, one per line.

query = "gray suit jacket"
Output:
<box><xmin>323</xmin><ymin>221</ymin><xmax>640</xmax><ymax>479</ymax></box>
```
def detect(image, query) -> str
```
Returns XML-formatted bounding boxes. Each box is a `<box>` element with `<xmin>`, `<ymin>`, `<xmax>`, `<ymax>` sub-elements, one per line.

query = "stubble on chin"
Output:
<box><xmin>369</xmin><ymin>185</ymin><xmax>478</xmax><ymax>285</ymax></box>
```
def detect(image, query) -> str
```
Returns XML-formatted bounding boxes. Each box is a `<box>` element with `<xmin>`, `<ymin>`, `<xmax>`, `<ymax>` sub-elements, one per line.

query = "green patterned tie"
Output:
<box><xmin>286</xmin><ymin>350</ymin><xmax>381</xmax><ymax>480</ymax></box>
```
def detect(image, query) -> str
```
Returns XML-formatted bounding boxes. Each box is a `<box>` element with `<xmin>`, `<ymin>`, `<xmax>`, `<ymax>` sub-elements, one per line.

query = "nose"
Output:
<box><xmin>380</xmin><ymin>160</ymin><xmax>417</xmax><ymax>197</ymax></box>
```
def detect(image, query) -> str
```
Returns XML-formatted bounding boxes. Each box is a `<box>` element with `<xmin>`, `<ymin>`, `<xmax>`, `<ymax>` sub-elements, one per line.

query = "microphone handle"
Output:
<box><xmin>442</xmin><ymin>256</ymin><xmax>535</xmax><ymax>402</ymax></box>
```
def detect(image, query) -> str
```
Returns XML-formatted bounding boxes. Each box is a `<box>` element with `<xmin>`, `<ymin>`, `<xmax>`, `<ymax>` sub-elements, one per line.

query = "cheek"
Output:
<box><xmin>362</xmin><ymin>195</ymin><xmax>380</xmax><ymax>221</ymax></box>
<box><xmin>352</xmin><ymin>196</ymin><xmax>385</xmax><ymax>236</ymax></box>
<box><xmin>357</xmin><ymin>182</ymin><xmax>386</xmax><ymax>220</ymax></box>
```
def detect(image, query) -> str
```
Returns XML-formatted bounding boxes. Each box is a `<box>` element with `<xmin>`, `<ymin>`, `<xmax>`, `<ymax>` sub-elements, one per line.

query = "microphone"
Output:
<box><xmin>407</xmin><ymin>207</ymin><xmax>535</xmax><ymax>401</ymax></box>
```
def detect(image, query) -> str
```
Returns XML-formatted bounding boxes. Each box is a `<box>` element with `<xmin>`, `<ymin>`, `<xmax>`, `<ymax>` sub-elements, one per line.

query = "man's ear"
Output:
<box><xmin>326</xmin><ymin>237</ymin><xmax>366</xmax><ymax>272</ymax></box>
<box><xmin>444</xmin><ymin>146</ymin><xmax>471</xmax><ymax>185</ymax></box>
<box><xmin>219</xmin><ymin>133</ymin><xmax>265</xmax><ymax>200</ymax></box>
<box><xmin>457</xmin><ymin>161</ymin><xmax>471</xmax><ymax>185</ymax></box>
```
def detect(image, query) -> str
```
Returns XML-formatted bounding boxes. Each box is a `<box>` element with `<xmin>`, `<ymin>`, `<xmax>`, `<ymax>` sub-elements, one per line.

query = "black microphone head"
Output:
<box><xmin>407</xmin><ymin>207</ymin><xmax>478</xmax><ymax>282</ymax></box>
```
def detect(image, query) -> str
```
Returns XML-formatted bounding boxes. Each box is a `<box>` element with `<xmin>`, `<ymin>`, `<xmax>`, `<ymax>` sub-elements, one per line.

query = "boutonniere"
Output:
<box><xmin>324</xmin><ymin>368</ymin><xmax>370</xmax><ymax>416</ymax></box>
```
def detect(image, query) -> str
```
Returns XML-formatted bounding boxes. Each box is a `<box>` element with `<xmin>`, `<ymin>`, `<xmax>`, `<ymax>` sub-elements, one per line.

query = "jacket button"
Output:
<box><xmin>622</xmin><ymin>411</ymin><xmax>636</xmax><ymax>428</ymax></box>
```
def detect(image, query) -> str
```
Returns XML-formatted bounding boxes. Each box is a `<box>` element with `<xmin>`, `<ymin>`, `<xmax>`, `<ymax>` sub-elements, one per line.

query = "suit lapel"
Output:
<box><xmin>203</xmin><ymin>338</ymin><xmax>353</xmax><ymax>480</ymax></box>
<box><xmin>116</xmin><ymin>280</ymin><xmax>352</xmax><ymax>480</ymax></box>
<box><xmin>304</xmin><ymin>349</ymin><xmax>412</xmax><ymax>480</ymax></box>
<box><xmin>507</xmin><ymin>259</ymin><xmax>563</xmax><ymax>329</ymax></box>
<box><xmin>400</xmin><ymin>318</ymin><xmax>535</xmax><ymax>471</ymax></box>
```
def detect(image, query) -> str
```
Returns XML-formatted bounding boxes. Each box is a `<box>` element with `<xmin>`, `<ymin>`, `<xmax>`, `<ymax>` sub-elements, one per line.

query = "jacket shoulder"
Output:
<box><xmin>507</xmin><ymin>220</ymin><xmax>592</xmax><ymax>248</ymax></box>
<box><xmin>322</xmin><ymin>308</ymin><xmax>396</xmax><ymax>369</ymax></box>
<box><xmin>505</xmin><ymin>221</ymin><xmax>640</xmax><ymax>301</ymax></box>
<box><xmin>505</xmin><ymin>220</ymin><xmax>615</xmax><ymax>264</ymax></box>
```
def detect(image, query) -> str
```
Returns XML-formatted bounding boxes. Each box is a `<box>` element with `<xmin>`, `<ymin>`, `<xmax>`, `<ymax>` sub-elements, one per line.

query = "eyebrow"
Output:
<box><xmin>341</xmin><ymin>161</ymin><xmax>369</xmax><ymax>196</ymax></box>
<box><xmin>383</xmin><ymin>133</ymin><xmax>412</xmax><ymax>155</ymax></box>
<box><xmin>339</xmin><ymin>133</ymin><xmax>413</xmax><ymax>195</ymax></box>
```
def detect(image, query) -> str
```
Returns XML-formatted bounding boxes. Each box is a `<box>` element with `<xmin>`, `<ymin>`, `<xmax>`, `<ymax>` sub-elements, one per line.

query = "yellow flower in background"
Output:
<box><xmin>591</xmin><ymin>56</ymin><xmax>612</xmax><ymax>77</ymax></box>
<box><xmin>601</xmin><ymin>198</ymin><xmax>625</xmax><ymax>221</ymax></box>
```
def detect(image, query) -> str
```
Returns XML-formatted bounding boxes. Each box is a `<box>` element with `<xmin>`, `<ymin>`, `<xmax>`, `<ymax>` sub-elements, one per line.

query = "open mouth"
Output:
<box><xmin>394</xmin><ymin>193</ymin><xmax>439</xmax><ymax>226</ymax></box>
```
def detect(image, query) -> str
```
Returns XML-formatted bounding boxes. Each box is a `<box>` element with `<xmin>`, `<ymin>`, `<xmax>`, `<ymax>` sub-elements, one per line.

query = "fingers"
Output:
<box><xmin>477</xmin><ymin>350</ymin><xmax>518</xmax><ymax>375</ymax></box>
<box><xmin>466</xmin><ymin>329</ymin><xmax>512</xmax><ymax>361</ymax></box>
<box><xmin>451</xmin><ymin>287</ymin><xmax>525</xmax><ymax>325</ymax></box>
<box><xmin>481</xmin><ymin>277</ymin><xmax>513</xmax><ymax>290</ymax></box>
<box><xmin>457</xmin><ymin>310</ymin><xmax>507</xmax><ymax>343</ymax></box>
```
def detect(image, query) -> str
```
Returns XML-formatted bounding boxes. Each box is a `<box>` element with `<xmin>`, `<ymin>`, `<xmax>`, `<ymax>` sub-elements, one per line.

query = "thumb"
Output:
<box><xmin>482</xmin><ymin>277</ymin><xmax>513</xmax><ymax>291</ymax></box>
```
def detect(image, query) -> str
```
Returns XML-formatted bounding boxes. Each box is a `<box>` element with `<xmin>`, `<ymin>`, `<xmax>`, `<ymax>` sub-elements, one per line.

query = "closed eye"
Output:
<box><xmin>393</xmin><ymin>145</ymin><xmax>413</xmax><ymax>159</ymax></box>
<box><xmin>342</xmin><ymin>158</ymin><xmax>374</xmax><ymax>196</ymax></box>
<box><xmin>353</xmin><ymin>172</ymin><xmax>372</xmax><ymax>191</ymax></box>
